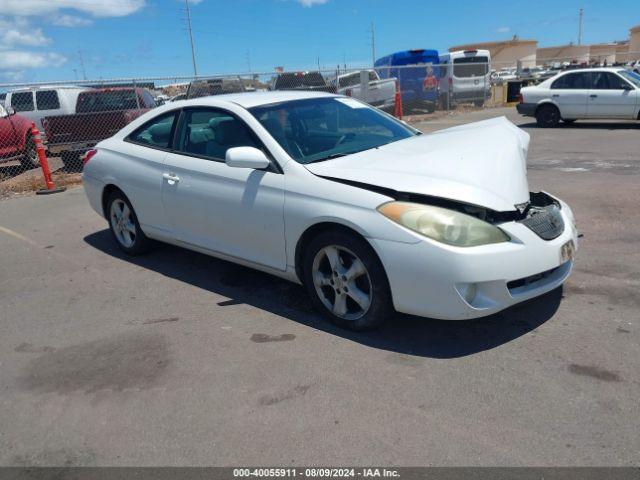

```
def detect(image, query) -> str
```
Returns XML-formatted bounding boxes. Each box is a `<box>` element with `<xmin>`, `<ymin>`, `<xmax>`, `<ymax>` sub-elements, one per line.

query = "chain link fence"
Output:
<box><xmin>1</xmin><ymin>57</ymin><xmax>639</xmax><ymax>192</ymax></box>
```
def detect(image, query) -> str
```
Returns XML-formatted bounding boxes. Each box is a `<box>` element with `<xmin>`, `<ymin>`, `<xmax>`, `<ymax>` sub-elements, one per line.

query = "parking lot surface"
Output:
<box><xmin>0</xmin><ymin>107</ymin><xmax>638</xmax><ymax>466</ymax></box>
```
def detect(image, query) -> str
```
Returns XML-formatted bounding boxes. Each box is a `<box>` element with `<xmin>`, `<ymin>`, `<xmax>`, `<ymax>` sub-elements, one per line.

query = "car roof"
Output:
<box><xmin>171</xmin><ymin>90</ymin><xmax>337</xmax><ymax>109</ymax></box>
<box><xmin>556</xmin><ymin>67</ymin><xmax>627</xmax><ymax>74</ymax></box>
<box><xmin>8</xmin><ymin>85</ymin><xmax>88</xmax><ymax>92</ymax></box>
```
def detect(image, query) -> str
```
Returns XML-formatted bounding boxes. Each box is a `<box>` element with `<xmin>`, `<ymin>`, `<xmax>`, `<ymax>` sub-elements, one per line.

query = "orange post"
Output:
<box><xmin>393</xmin><ymin>81</ymin><xmax>403</xmax><ymax>120</ymax></box>
<box><xmin>31</xmin><ymin>124</ymin><xmax>66</xmax><ymax>195</ymax></box>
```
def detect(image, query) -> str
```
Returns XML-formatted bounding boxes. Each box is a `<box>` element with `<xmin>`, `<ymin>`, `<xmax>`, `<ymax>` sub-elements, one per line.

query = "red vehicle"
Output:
<box><xmin>0</xmin><ymin>104</ymin><xmax>39</xmax><ymax>169</ymax></box>
<box><xmin>43</xmin><ymin>87</ymin><xmax>156</xmax><ymax>169</ymax></box>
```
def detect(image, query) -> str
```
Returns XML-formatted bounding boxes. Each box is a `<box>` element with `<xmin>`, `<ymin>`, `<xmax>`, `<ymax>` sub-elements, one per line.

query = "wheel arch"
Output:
<box><xmin>294</xmin><ymin>221</ymin><xmax>386</xmax><ymax>285</ymax></box>
<box><xmin>534</xmin><ymin>101</ymin><xmax>560</xmax><ymax>117</ymax></box>
<box><xmin>101</xmin><ymin>184</ymin><xmax>127</xmax><ymax>220</ymax></box>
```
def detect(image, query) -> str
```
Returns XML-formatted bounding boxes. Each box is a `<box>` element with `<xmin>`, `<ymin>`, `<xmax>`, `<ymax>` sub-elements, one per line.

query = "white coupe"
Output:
<box><xmin>517</xmin><ymin>68</ymin><xmax>640</xmax><ymax>127</ymax></box>
<box><xmin>83</xmin><ymin>91</ymin><xmax>578</xmax><ymax>330</ymax></box>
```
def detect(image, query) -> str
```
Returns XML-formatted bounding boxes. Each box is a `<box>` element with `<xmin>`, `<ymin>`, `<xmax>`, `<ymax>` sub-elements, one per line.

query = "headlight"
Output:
<box><xmin>378</xmin><ymin>201</ymin><xmax>510</xmax><ymax>247</ymax></box>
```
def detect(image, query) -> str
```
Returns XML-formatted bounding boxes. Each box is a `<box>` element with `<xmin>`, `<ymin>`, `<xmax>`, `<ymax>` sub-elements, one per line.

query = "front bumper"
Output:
<box><xmin>516</xmin><ymin>103</ymin><xmax>537</xmax><ymax>116</ymax></box>
<box><xmin>369</xmin><ymin>199</ymin><xmax>578</xmax><ymax>320</ymax></box>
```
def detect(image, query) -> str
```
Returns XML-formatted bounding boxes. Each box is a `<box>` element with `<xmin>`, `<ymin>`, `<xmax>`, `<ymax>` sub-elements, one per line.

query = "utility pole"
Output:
<box><xmin>245</xmin><ymin>50</ymin><xmax>252</xmax><ymax>74</ymax></box>
<box><xmin>369</xmin><ymin>22</ymin><xmax>376</xmax><ymax>67</ymax></box>
<box><xmin>78</xmin><ymin>50</ymin><xmax>87</xmax><ymax>80</ymax></box>
<box><xmin>184</xmin><ymin>0</ymin><xmax>198</xmax><ymax>77</ymax></box>
<box><xmin>578</xmin><ymin>8</ymin><xmax>584</xmax><ymax>45</ymax></box>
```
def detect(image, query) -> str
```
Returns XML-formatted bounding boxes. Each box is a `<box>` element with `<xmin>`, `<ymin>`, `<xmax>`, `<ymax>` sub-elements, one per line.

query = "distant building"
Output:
<box><xmin>629</xmin><ymin>25</ymin><xmax>640</xmax><ymax>61</ymax></box>
<box><xmin>537</xmin><ymin>44</ymin><xmax>590</xmax><ymax>65</ymax></box>
<box><xmin>449</xmin><ymin>38</ymin><xmax>538</xmax><ymax>69</ymax></box>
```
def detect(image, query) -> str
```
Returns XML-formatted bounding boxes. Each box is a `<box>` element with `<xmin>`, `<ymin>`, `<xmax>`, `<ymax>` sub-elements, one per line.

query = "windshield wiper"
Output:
<box><xmin>305</xmin><ymin>152</ymin><xmax>351</xmax><ymax>164</ymax></box>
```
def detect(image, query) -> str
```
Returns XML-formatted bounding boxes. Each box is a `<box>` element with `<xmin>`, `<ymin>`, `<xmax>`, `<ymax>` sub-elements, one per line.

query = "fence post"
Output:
<box><xmin>32</xmin><ymin>124</ymin><xmax>66</xmax><ymax>195</ymax></box>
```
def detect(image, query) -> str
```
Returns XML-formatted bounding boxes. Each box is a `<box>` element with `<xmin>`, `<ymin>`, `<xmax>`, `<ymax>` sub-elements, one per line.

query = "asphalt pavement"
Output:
<box><xmin>0</xmin><ymin>107</ymin><xmax>638</xmax><ymax>466</ymax></box>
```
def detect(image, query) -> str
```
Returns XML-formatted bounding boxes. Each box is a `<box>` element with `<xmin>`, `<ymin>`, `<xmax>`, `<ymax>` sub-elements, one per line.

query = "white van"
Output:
<box><xmin>438</xmin><ymin>49</ymin><xmax>492</xmax><ymax>107</ymax></box>
<box><xmin>4</xmin><ymin>85</ymin><xmax>90</xmax><ymax>136</ymax></box>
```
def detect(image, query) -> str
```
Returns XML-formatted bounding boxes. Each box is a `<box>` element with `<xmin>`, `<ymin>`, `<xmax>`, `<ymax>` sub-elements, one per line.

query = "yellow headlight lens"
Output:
<box><xmin>378</xmin><ymin>201</ymin><xmax>510</xmax><ymax>247</ymax></box>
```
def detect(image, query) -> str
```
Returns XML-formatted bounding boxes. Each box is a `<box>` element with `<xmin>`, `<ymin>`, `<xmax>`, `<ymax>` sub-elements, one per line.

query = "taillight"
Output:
<box><xmin>83</xmin><ymin>149</ymin><xmax>97</xmax><ymax>165</ymax></box>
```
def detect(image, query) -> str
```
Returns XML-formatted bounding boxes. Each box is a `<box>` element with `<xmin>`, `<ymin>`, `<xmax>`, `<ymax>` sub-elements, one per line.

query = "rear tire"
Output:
<box><xmin>302</xmin><ymin>230</ymin><xmax>394</xmax><ymax>331</ymax></box>
<box><xmin>19</xmin><ymin>134</ymin><xmax>39</xmax><ymax>170</ymax></box>
<box><xmin>106</xmin><ymin>190</ymin><xmax>152</xmax><ymax>256</ymax></box>
<box><xmin>536</xmin><ymin>104</ymin><xmax>561</xmax><ymax>128</ymax></box>
<box><xmin>474</xmin><ymin>100</ymin><xmax>485</xmax><ymax>108</ymax></box>
<box><xmin>61</xmin><ymin>151</ymin><xmax>83</xmax><ymax>171</ymax></box>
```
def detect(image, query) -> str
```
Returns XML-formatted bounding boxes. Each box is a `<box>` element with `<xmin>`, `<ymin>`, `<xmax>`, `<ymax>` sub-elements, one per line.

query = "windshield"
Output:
<box><xmin>249</xmin><ymin>97</ymin><xmax>418</xmax><ymax>164</ymax></box>
<box><xmin>618</xmin><ymin>70</ymin><xmax>640</xmax><ymax>88</ymax></box>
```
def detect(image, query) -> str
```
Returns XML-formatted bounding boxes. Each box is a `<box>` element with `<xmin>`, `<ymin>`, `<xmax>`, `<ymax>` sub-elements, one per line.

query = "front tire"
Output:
<box><xmin>20</xmin><ymin>134</ymin><xmax>39</xmax><ymax>170</ymax></box>
<box><xmin>302</xmin><ymin>230</ymin><xmax>394</xmax><ymax>331</ymax></box>
<box><xmin>536</xmin><ymin>104</ymin><xmax>561</xmax><ymax>128</ymax></box>
<box><xmin>106</xmin><ymin>190</ymin><xmax>151</xmax><ymax>255</ymax></box>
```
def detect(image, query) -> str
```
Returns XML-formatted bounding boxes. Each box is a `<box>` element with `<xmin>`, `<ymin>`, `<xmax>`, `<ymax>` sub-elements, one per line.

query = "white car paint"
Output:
<box><xmin>83</xmin><ymin>91</ymin><xmax>577</xmax><ymax>321</ymax></box>
<box><xmin>518</xmin><ymin>68</ymin><xmax>640</xmax><ymax>121</ymax></box>
<box><xmin>331</xmin><ymin>70</ymin><xmax>397</xmax><ymax>108</ymax></box>
<box><xmin>439</xmin><ymin>49</ymin><xmax>492</xmax><ymax>104</ymax></box>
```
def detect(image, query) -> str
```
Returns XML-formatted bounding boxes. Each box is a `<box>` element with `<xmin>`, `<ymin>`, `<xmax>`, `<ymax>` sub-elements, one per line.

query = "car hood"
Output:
<box><xmin>305</xmin><ymin>116</ymin><xmax>531</xmax><ymax>212</ymax></box>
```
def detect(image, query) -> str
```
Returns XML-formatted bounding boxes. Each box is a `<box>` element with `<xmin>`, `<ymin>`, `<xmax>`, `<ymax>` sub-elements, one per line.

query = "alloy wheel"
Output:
<box><xmin>312</xmin><ymin>245</ymin><xmax>372</xmax><ymax>321</ymax></box>
<box><xmin>110</xmin><ymin>199</ymin><xmax>137</xmax><ymax>248</ymax></box>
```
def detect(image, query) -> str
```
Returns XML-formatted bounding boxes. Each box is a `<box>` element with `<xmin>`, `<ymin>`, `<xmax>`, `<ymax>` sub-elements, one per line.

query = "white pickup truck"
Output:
<box><xmin>331</xmin><ymin>70</ymin><xmax>397</xmax><ymax>110</ymax></box>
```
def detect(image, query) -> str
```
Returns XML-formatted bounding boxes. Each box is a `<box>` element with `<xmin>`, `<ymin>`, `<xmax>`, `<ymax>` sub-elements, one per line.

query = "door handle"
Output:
<box><xmin>162</xmin><ymin>173</ymin><xmax>180</xmax><ymax>182</ymax></box>
<box><xmin>590</xmin><ymin>94</ymin><xmax>598</xmax><ymax>98</ymax></box>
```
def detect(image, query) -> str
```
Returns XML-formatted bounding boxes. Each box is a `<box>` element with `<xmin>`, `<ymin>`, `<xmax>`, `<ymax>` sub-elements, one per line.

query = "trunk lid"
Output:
<box><xmin>305</xmin><ymin>116</ymin><xmax>530</xmax><ymax>212</ymax></box>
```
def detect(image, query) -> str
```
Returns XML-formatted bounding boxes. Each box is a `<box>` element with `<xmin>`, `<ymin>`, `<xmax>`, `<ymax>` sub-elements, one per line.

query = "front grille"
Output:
<box><xmin>507</xmin><ymin>265</ymin><xmax>562</xmax><ymax>290</ymax></box>
<box><xmin>519</xmin><ymin>204</ymin><xmax>564</xmax><ymax>240</ymax></box>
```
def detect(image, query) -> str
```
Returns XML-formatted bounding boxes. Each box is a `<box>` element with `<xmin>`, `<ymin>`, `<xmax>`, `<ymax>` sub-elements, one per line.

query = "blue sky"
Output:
<box><xmin>0</xmin><ymin>0</ymin><xmax>637</xmax><ymax>83</ymax></box>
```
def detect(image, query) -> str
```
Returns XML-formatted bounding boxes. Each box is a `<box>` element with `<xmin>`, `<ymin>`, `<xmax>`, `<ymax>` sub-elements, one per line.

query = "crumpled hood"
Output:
<box><xmin>305</xmin><ymin>116</ymin><xmax>531</xmax><ymax>212</ymax></box>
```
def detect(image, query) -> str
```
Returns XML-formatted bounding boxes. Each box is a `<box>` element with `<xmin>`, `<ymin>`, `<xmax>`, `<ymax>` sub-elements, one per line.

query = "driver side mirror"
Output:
<box><xmin>621</xmin><ymin>83</ymin><xmax>633</xmax><ymax>91</ymax></box>
<box><xmin>225</xmin><ymin>146</ymin><xmax>271</xmax><ymax>170</ymax></box>
<box><xmin>5</xmin><ymin>106</ymin><xmax>16</xmax><ymax>116</ymax></box>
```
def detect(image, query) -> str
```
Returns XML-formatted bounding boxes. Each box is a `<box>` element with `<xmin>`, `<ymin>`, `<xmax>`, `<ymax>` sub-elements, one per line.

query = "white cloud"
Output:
<box><xmin>497</xmin><ymin>26</ymin><xmax>510</xmax><ymax>33</ymax></box>
<box><xmin>51</xmin><ymin>14</ymin><xmax>93</xmax><ymax>27</ymax></box>
<box><xmin>297</xmin><ymin>0</ymin><xmax>329</xmax><ymax>6</ymax></box>
<box><xmin>0</xmin><ymin>51</ymin><xmax>67</xmax><ymax>69</ymax></box>
<box><xmin>2</xmin><ymin>0</ymin><xmax>146</xmax><ymax>18</ymax></box>
<box><xmin>1</xmin><ymin>28</ymin><xmax>51</xmax><ymax>47</ymax></box>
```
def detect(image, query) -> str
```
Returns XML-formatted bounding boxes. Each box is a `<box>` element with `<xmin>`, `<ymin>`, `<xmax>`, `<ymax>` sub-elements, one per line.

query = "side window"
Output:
<box><xmin>35</xmin><ymin>90</ymin><xmax>60</xmax><ymax>110</ymax></box>
<box><xmin>551</xmin><ymin>73</ymin><xmax>588</xmax><ymax>90</ymax></box>
<box><xmin>11</xmin><ymin>92</ymin><xmax>35</xmax><ymax>112</ymax></box>
<box><xmin>176</xmin><ymin>108</ymin><xmax>260</xmax><ymax>161</ymax></box>
<box><xmin>368</xmin><ymin>71</ymin><xmax>378</xmax><ymax>82</ymax></box>
<box><xmin>128</xmin><ymin>111</ymin><xmax>178</xmax><ymax>149</ymax></box>
<box><xmin>604</xmin><ymin>73</ymin><xmax>627</xmax><ymax>90</ymax></box>
<box><xmin>142</xmin><ymin>90</ymin><xmax>156</xmax><ymax>108</ymax></box>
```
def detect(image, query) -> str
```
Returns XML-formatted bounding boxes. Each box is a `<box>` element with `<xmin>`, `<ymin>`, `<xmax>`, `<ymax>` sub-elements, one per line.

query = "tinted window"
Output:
<box><xmin>618</xmin><ymin>70</ymin><xmax>640</xmax><ymax>87</ymax></box>
<box><xmin>249</xmin><ymin>97</ymin><xmax>416</xmax><ymax>164</ymax></box>
<box><xmin>274</xmin><ymin>72</ymin><xmax>326</xmax><ymax>89</ymax></box>
<box><xmin>11</xmin><ymin>92</ymin><xmax>34</xmax><ymax>112</ymax></box>
<box><xmin>175</xmin><ymin>109</ymin><xmax>260</xmax><ymax>160</ymax></box>
<box><xmin>339</xmin><ymin>74</ymin><xmax>359</xmax><ymax>88</ymax></box>
<box><xmin>453</xmin><ymin>56</ymin><xmax>489</xmax><ymax>77</ymax></box>
<box><xmin>76</xmin><ymin>90</ymin><xmax>139</xmax><ymax>113</ymax></box>
<box><xmin>551</xmin><ymin>73</ymin><xmax>589</xmax><ymax>89</ymax></box>
<box><xmin>35</xmin><ymin>90</ymin><xmax>60</xmax><ymax>110</ymax></box>
<box><xmin>128</xmin><ymin>111</ymin><xmax>178</xmax><ymax>149</ymax></box>
<box><xmin>591</xmin><ymin>72</ymin><xmax>627</xmax><ymax>90</ymax></box>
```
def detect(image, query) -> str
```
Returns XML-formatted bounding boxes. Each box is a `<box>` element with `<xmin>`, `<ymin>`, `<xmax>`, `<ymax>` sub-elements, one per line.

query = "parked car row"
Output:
<box><xmin>2</xmin><ymin>85</ymin><xmax>158</xmax><ymax>170</ymax></box>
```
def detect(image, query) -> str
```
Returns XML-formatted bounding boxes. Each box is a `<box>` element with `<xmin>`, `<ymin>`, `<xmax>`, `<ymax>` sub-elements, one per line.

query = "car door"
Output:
<box><xmin>161</xmin><ymin>107</ymin><xmax>286</xmax><ymax>271</ymax></box>
<box><xmin>587</xmin><ymin>71</ymin><xmax>637</xmax><ymax>118</ymax></box>
<box><xmin>120</xmin><ymin>110</ymin><xmax>180</xmax><ymax>234</ymax></box>
<box><xmin>549</xmin><ymin>72</ymin><xmax>590</xmax><ymax>118</ymax></box>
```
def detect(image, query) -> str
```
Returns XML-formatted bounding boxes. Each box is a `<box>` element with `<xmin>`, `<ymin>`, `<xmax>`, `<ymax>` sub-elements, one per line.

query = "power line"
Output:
<box><xmin>184</xmin><ymin>0</ymin><xmax>198</xmax><ymax>77</ymax></box>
